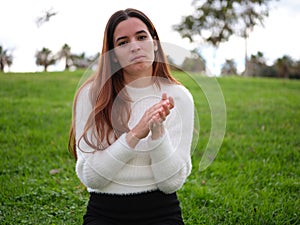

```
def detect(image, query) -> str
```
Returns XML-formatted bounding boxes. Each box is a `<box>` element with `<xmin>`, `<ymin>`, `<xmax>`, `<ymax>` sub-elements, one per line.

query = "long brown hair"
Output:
<box><xmin>68</xmin><ymin>8</ymin><xmax>179</xmax><ymax>159</ymax></box>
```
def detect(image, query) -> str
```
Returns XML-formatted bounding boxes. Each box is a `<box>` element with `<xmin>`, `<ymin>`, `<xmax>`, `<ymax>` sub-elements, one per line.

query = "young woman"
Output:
<box><xmin>68</xmin><ymin>8</ymin><xmax>195</xmax><ymax>225</ymax></box>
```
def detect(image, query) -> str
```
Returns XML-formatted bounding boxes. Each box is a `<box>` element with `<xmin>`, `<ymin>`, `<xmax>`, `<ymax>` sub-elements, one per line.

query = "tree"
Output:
<box><xmin>221</xmin><ymin>59</ymin><xmax>237</xmax><ymax>76</ymax></box>
<box><xmin>71</xmin><ymin>52</ymin><xmax>89</xmax><ymax>69</ymax></box>
<box><xmin>181</xmin><ymin>49</ymin><xmax>206</xmax><ymax>73</ymax></box>
<box><xmin>0</xmin><ymin>46</ymin><xmax>13</xmax><ymax>72</ymax></box>
<box><xmin>35</xmin><ymin>47</ymin><xmax>56</xmax><ymax>72</ymax></box>
<box><xmin>291</xmin><ymin>60</ymin><xmax>300</xmax><ymax>79</ymax></box>
<box><xmin>274</xmin><ymin>55</ymin><xmax>293</xmax><ymax>78</ymax></box>
<box><xmin>35</xmin><ymin>8</ymin><xmax>58</xmax><ymax>28</ymax></box>
<box><xmin>246</xmin><ymin>51</ymin><xmax>266</xmax><ymax>76</ymax></box>
<box><xmin>63</xmin><ymin>52</ymin><xmax>99</xmax><ymax>70</ymax></box>
<box><xmin>173</xmin><ymin>0</ymin><xmax>275</xmax><ymax>74</ymax></box>
<box><xmin>245</xmin><ymin>51</ymin><xmax>277</xmax><ymax>77</ymax></box>
<box><xmin>57</xmin><ymin>44</ymin><xmax>72</xmax><ymax>70</ymax></box>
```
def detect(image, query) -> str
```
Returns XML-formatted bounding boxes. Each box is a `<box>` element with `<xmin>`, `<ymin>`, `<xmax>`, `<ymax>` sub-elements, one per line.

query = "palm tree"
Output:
<box><xmin>35</xmin><ymin>47</ymin><xmax>56</xmax><ymax>71</ymax></box>
<box><xmin>57</xmin><ymin>44</ymin><xmax>72</xmax><ymax>70</ymax></box>
<box><xmin>0</xmin><ymin>46</ymin><xmax>13</xmax><ymax>72</ymax></box>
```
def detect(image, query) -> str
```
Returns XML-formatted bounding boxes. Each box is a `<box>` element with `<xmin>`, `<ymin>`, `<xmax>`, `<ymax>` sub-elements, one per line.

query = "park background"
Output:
<box><xmin>1</xmin><ymin>0</ymin><xmax>299</xmax><ymax>224</ymax></box>
<box><xmin>1</xmin><ymin>0</ymin><xmax>300</xmax><ymax>75</ymax></box>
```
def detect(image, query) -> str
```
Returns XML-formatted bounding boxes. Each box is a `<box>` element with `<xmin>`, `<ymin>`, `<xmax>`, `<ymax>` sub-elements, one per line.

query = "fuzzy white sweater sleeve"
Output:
<box><xmin>147</xmin><ymin>85</ymin><xmax>194</xmax><ymax>193</ymax></box>
<box><xmin>75</xmin><ymin>84</ymin><xmax>136</xmax><ymax>190</ymax></box>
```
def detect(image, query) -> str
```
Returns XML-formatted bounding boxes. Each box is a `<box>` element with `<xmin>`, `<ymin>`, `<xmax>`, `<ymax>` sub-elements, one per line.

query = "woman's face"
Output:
<box><xmin>113</xmin><ymin>17</ymin><xmax>157</xmax><ymax>81</ymax></box>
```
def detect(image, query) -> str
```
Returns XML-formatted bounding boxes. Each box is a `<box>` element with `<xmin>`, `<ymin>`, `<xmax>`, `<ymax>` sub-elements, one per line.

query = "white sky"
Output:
<box><xmin>1</xmin><ymin>0</ymin><xmax>300</xmax><ymax>75</ymax></box>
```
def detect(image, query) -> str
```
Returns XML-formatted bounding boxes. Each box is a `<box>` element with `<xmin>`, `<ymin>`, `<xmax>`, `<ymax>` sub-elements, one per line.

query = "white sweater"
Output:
<box><xmin>75</xmin><ymin>82</ymin><xmax>194</xmax><ymax>194</ymax></box>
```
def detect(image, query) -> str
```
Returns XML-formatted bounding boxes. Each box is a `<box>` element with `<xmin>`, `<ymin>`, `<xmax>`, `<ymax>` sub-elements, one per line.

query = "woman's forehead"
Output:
<box><xmin>114</xmin><ymin>17</ymin><xmax>149</xmax><ymax>40</ymax></box>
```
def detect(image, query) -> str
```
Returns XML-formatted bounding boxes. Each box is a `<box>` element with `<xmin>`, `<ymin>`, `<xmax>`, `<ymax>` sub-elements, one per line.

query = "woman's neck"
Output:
<box><xmin>124</xmin><ymin>73</ymin><xmax>154</xmax><ymax>88</ymax></box>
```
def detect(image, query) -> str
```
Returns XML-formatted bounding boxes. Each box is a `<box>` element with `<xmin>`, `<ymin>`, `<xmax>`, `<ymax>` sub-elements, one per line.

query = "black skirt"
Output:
<box><xmin>83</xmin><ymin>190</ymin><xmax>184</xmax><ymax>225</ymax></box>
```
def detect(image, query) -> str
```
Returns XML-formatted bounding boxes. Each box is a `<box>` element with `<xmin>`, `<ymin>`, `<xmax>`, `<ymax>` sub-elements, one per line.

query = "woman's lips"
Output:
<box><xmin>130</xmin><ymin>55</ymin><xmax>146</xmax><ymax>63</ymax></box>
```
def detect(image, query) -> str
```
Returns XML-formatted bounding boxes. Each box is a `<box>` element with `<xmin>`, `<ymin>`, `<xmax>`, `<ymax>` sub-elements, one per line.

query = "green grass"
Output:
<box><xmin>0</xmin><ymin>71</ymin><xmax>299</xmax><ymax>224</ymax></box>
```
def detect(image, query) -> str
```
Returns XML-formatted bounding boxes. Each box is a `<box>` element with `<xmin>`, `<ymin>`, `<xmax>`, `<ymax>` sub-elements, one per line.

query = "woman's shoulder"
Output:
<box><xmin>76</xmin><ymin>81</ymin><xmax>93</xmax><ymax>103</ymax></box>
<box><xmin>162</xmin><ymin>83</ymin><xmax>194</xmax><ymax>104</ymax></box>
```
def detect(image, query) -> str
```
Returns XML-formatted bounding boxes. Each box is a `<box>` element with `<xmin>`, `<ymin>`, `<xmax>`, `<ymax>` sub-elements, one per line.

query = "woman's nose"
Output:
<box><xmin>130</xmin><ymin>41</ymin><xmax>141</xmax><ymax>52</ymax></box>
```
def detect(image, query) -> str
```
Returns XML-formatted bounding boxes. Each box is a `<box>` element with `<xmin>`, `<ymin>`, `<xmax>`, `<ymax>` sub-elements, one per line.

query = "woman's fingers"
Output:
<box><xmin>149</xmin><ymin>114</ymin><xmax>163</xmax><ymax>129</ymax></box>
<box><xmin>160</xmin><ymin>93</ymin><xmax>174</xmax><ymax>109</ymax></box>
<box><xmin>148</xmin><ymin>94</ymin><xmax>174</xmax><ymax>121</ymax></box>
<box><xmin>161</xmin><ymin>92</ymin><xmax>167</xmax><ymax>100</ymax></box>
<box><xmin>134</xmin><ymin>94</ymin><xmax>174</xmax><ymax>139</ymax></box>
<box><xmin>162</xmin><ymin>101</ymin><xmax>170</xmax><ymax>115</ymax></box>
<box><xmin>158</xmin><ymin>108</ymin><xmax>166</xmax><ymax>121</ymax></box>
<box><xmin>167</xmin><ymin>96</ymin><xmax>174</xmax><ymax>109</ymax></box>
<box><xmin>143</xmin><ymin>93</ymin><xmax>174</xmax><ymax>126</ymax></box>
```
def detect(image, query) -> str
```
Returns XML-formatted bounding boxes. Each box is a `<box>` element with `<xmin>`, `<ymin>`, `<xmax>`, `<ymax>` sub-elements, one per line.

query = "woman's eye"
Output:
<box><xmin>138</xmin><ymin>35</ymin><xmax>148</xmax><ymax>41</ymax></box>
<box><xmin>118</xmin><ymin>41</ymin><xmax>128</xmax><ymax>47</ymax></box>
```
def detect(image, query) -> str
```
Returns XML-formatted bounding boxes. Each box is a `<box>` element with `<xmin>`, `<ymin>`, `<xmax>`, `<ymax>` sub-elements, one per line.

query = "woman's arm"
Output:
<box><xmin>75</xmin><ymin>85</ymin><xmax>136</xmax><ymax>190</ymax></box>
<box><xmin>149</xmin><ymin>86</ymin><xmax>194</xmax><ymax>193</ymax></box>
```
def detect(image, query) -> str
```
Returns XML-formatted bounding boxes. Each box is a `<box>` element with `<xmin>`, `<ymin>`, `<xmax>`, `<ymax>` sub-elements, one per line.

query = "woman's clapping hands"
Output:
<box><xmin>126</xmin><ymin>93</ymin><xmax>174</xmax><ymax>148</ymax></box>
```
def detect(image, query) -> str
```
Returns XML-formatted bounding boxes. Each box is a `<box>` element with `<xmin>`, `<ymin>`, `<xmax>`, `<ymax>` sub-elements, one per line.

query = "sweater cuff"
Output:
<box><xmin>109</xmin><ymin>133</ymin><xmax>136</xmax><ymax>162</ymax></box>
<box><xmin>148</xmin><ymin>132</ymin><xmax>175</xmax><ymax>163</ymax></box>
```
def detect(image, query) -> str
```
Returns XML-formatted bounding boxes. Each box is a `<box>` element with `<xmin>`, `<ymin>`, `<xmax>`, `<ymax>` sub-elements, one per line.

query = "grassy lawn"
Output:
<box><xmin>0</xmin><ymin>71</ymin><xmax>299</xmax><ymax>224</ymax></box>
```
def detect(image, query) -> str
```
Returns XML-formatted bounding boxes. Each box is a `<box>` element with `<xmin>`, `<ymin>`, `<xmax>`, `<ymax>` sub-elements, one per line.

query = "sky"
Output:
<box><xmin>1</xmin><ymin>0</ymin><xmax>300</xmax><ymax>75</ymax></box>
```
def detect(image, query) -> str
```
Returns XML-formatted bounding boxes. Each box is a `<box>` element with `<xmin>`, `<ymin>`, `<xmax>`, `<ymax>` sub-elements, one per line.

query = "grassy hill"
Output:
<box><xmin>0</xmin><ymin>71</ymin><xmax>299</xmax><ymax>224</ymax></box>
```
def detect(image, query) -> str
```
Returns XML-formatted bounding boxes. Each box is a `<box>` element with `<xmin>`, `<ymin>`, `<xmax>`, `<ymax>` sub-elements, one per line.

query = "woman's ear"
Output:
<box><xmin>153</xmin><ymin>39</ymin><xmax>158</xmax><ymax>52</ymax></box>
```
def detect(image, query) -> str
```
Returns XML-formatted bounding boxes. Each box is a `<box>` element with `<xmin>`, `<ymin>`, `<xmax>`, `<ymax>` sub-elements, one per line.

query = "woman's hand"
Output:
<box><xmin>126</xmin><ymin>93</ymin><xmax>174</xmax><ymax>148</ymax></box>
<box><xmin>149</xmin><ymin>93</ymin><xmax>174</xmax><ymax>140</ymax></box>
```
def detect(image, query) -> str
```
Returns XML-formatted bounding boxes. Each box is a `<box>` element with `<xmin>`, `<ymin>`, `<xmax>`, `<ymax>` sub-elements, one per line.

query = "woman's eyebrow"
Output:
<box><xmin>115</xmin><ymin>36</ymin><xmax>127</xmax><ymax>43</ymax></box>
<box><xmin>136</xmin><ymin>30</ymin><xmax>147</xmax><ymax>35</ymax></box>
<box><xmin>115</xmin><ymin>30</ymin><xmax>148</xmax><ymax>43</ymax></box>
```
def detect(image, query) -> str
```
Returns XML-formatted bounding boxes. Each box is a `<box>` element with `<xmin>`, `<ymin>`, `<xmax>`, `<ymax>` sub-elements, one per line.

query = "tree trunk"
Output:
<box><xmin>0</xmin><ymin>61</ymin><xmax>4</xmax><ymax>72</ymax></box>
<box><xmin>65</xmin><ymin>58</ymin><xmax>69</xmax><ymax>71</ymax></box>
<box><xmin>244</xmin><ymin>36</ymin><xmax>248</xmax><ymax>76</ymax></box>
